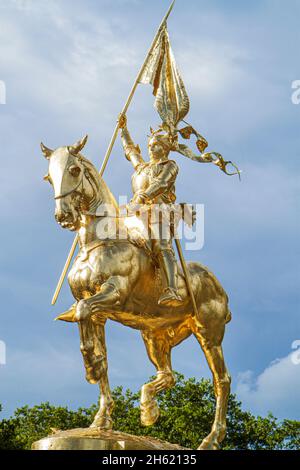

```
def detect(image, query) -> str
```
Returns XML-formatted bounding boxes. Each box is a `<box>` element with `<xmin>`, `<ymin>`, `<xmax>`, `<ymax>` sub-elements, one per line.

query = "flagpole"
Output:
<box><xmin>51</xmin><ymin>1</ymin><xmax>176</xmax><ymax>305</ymax></box>
<box><xmin>99</xmin><ymin>0</ymin><xmax>175</xmax><ymax>176</ymax></box>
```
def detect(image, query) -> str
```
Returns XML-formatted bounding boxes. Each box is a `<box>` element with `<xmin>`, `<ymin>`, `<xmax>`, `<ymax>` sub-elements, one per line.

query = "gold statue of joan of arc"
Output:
<box><xmin>44</xmin><ymin>5</ymin><xmax>241</xmax><ymax>450</ymax></box>
<box><xmin>115</xmin><ymin>22</ymin><xmax>240</xmax><ymax>309</ymax></box>
<box><xmin>119</xmin><ymin>114</ymin><xmax>182</xmax><ymax>307</ymax></box>
<box><xmin>118</xmin><ymin>114</ymin><xmax>214</xmax><ymax>308</ymax></box>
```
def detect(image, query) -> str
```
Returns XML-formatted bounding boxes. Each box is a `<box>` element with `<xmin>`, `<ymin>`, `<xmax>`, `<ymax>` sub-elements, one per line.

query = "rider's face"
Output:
<box><xmin>148</xmin><ymin>138</ymin><xmax>168</xmax><ymax>161</ymax></box>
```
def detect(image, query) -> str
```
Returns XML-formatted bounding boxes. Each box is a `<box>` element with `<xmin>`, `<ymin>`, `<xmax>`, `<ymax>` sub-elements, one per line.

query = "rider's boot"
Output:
<box><xmin>158</xmin><ymin>248</ymin><xmax>184</xmax><ymax>307</ymax></box>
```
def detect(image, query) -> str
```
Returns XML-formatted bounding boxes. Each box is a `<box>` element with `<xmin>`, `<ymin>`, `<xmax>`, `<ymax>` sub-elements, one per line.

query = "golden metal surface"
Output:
<box><xmin>42</xmin><ymin>0</ymin><xmax>236</xmax><ymax>450</ymax></box>
<box><xmin>51</xmin><ymin>0</ymin><xmax>176</xmax><ymax>305</ymax></box>
<box><xmin>32</xmin><ymin>428</ymin><xmax>187</xmax><ymax>451</ymax></box>
<box><xmin>51</xmin><ymin>0</ymin><xmax>239</xmax><ymax>305</ymax></box>
<box><xmin>42</xmin><ymin>135</ymin><xmax>232</xmax><ymax>449</ymax></box>
<box><xmin>119</xmin><ymin>115</ymin><xmax>196</xmax><ymax>310</ymax></box>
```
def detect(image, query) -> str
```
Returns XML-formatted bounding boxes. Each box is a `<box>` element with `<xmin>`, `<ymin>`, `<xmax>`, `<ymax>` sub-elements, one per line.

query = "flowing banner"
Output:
<box><xmin>139</xmin><ymin>24</ymin><xmax>189</xmax><ymax>129</ymax></box>
<box><xmin>139</xmin><ymin>24</ymin><xmax>241</xmax><ymax>178</ymax></box>
<box><xmin>50</xmin><ymin>2</ymin><xmax>239</xmax><ymax>307</ymax></box>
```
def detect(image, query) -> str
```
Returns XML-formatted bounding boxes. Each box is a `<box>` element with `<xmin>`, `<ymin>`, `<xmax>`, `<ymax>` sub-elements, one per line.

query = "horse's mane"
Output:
<box><xmin>77</xmin><ymin>152</ymin><xmax>119</xmax><ymax>213</ymax></box>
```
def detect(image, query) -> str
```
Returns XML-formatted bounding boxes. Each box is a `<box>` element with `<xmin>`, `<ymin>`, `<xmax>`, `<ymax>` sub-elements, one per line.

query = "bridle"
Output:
<box><xmin>53</xmin><ymin>159</ymin><xmax>101</xmax><ymax>215</ymax></box>
<box><xmin>54</xmin><ymin>172</ymin><xmax>84</xmax><ymax>200</ymax></box>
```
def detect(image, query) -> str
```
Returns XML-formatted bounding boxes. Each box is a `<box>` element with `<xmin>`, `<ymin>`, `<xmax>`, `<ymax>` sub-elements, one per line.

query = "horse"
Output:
<box><xmin>41</xmin><ymin>135</ymin><xmax>232</xmax><ymax>450</ymax></box>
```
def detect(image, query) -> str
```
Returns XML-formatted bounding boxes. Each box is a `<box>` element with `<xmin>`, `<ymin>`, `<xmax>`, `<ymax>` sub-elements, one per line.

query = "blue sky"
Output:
<box><xmin>0</xmin><ymin>0</ymin><xmax>299</xmax><ymax>422</ymax></box>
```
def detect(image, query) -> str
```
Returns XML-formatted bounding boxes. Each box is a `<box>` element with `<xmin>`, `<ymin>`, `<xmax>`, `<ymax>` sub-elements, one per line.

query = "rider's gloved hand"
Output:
<box><xmin>118</xmin><ymin>113</ymin><xmax>127</xmax><ymax>129</ymax></box>
<box><xmin>132</xmin><ymin>193</ymin><xmax>147</xmax><ymax>204</ymax></box>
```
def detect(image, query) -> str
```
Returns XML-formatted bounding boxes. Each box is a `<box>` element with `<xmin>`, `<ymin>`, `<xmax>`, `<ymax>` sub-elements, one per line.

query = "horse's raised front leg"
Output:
<box><xmin>75</xmin><ymin>275</ymin><xmax>129</xmax><ymax>322</ymax></box>
<box><xmin>76</xmin><ymin>275</ymin><xmax>129</xmax><ymax>428</ymax></box>
<box><xmin>193</xmin><ymin>324</ymin><xmax>231</xmax><ymax>450</ymax></box>
<box><xmin>78</xmin><ymin>318</ymin><xmax>114</xmax><ymax>430</ymax></box>
<box><xmin>140</xmin><ymin>330</ymin><xmax>175</xmax><ymax>426</ymax></box>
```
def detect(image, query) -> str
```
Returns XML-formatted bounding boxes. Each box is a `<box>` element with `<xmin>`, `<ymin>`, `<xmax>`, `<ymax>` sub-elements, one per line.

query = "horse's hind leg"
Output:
<box><xmin>140</xmin><ymin>330</ymin><xmax>175</xmax><ymax>426</ymax></box>
<box><xmin>193</xmin><ymin>325</ymin><xmax>231</xmax><ymax>450</ymax></box>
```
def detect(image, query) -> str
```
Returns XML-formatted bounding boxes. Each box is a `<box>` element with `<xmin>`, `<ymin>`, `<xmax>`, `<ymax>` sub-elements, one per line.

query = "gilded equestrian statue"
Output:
<box><xmin>41</xmin><ymin>134</ymin><xmax>232</xmax><ymax>450</ymax></box>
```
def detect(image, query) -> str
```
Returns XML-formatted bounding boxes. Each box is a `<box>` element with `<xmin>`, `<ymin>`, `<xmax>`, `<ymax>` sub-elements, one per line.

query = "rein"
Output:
<box><xmin>54</xmin><ymin>165</ymin><xmax>101</xmax><ymax>213</ymax></box>
<box><xmin>54</xmin><ymin>173</ymin><xmax>84</xmax><ymax>200</ymax></box>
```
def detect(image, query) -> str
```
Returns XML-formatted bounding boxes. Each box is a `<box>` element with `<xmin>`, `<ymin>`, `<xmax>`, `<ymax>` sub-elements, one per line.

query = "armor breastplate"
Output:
<box><xmin>132</xmin><ymin>165</ymin><xmax>150</xmax><ymax>194</ymax></box>
<box><xmin>131</xmin><ymin>162</ymin><xmax>176</xmax><ymax>204</ymax></box>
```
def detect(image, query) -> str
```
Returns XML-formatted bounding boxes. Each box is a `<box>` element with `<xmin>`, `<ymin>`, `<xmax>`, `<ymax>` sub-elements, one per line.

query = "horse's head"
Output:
<box><xmin>41</xmin><ymin>135</ymin><xmax>98</xmax><ymax>231</ymax></box>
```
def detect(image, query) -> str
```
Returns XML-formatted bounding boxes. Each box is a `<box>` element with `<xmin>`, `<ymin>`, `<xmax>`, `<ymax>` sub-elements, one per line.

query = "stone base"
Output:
<box><xmin>32</xmin><ymin>428</ymin><xmax>188</xmax><ymax>451</ymax></box>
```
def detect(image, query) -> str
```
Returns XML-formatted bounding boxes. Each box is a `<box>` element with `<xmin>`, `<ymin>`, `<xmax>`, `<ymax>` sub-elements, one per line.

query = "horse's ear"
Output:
<box><xmin>69</xmin><ymin>135</ymin><xmax>88</xmax><ymax>155</ymax></box>
<box><xmin>40</xmin><ymin>142</ymin><xmax>53</xmax><ymax>159</ymax></box>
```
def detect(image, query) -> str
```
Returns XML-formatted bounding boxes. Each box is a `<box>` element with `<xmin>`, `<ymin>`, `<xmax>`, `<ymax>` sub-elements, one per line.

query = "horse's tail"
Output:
<box><xmin>225</xmin><ymin>294</ymin><xmax>232</xmax><ymax>324</ymax></box>
<box><xmin>225</xmin><ymin>308</ymin><xmax>232</xmax><ymax>324</ymax></box>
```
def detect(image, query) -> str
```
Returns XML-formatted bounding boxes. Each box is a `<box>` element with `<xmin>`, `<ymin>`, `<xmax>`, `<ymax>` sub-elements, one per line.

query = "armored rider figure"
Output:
<box><xmin>118</xmin><ymin>114</ymin><xmax>184</xmax><ymax>308</ymax></box>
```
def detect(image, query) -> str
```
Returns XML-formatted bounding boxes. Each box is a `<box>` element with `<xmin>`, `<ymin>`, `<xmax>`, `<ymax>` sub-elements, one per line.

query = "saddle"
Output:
<box><xmin>122</xmin><ymin>202</ymin><xmax>196</xmax><ymax>264</ymax></box>
<box><xmin>77</xmin><ymin>203</ymin><xmax>195</xmax><ymax>266</ymax></box>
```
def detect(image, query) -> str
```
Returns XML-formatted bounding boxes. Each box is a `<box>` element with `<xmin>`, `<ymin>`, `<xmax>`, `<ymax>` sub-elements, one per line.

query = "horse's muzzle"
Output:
<box><xmin>55</xmin><ymin>208</ymin><xmax>76</xmax><ymax>229</ymax></box>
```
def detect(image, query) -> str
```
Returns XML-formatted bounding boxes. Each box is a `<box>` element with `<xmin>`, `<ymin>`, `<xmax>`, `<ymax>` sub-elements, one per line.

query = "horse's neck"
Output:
<box><xmin>78</xmin><ymin>158</ymin><xmax>119</xmax><ymax>248</ymax></box>
<box><xmin>89</xmin><ymin>167</ymin><xmax>118</xmax><ymax>213</ymax></box>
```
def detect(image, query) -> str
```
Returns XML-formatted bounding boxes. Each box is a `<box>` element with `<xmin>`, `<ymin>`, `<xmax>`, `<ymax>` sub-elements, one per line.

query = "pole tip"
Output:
<box><xmin>165</xmin><ymin>0</ymin><xmax>176</xmax><ymax>23</ymax></box>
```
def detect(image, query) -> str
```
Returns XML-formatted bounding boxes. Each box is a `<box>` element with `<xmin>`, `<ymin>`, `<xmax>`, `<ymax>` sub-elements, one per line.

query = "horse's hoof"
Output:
<box><xmin>198</xmin><ymin>437</ymin><xmax>220</xmax><ymax>450</ymax></box>
<box><xmin>90</xmin><ymin>415</ymin><xmax>113</xmax><ymax>430</ymax></box>
<box><xmin>140</xmin><ymin>400</ymin><xmax>160</xmax><ymax>426</ymax></box>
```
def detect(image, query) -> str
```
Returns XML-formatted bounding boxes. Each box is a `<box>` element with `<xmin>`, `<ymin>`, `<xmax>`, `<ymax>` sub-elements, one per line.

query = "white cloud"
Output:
<box><xmin>0</xmin><ymin>0</ymin><xmax>285</xmax><ymax>143</ymax></box>
<box><xmin>0</xmin><ymin>0</ymin><xmax>139</xmax><ymax>128</ymax></box>
<box><xmin>0</xmin><ymin>0</ymin><xmax>299</xmax><ymax>424</ymax></box>
<box><xmin>0</xmin><ymin>343</ymin><xmax>86</xmax><ymax>415</ymax></box>
<box><xmin>0</xmin><ymin>326</ymin><xmax>154</xmax><ymax>418</ymax></box>
<box><xmin>236</xmin><ymin>350</ymin><xmax>300</xmax><ymax>420</ymax></box>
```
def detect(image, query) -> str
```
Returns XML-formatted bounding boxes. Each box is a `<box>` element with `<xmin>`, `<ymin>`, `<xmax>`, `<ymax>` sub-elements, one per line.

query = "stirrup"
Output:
<box><xmin>158</xmin><ymin>287</ymin><xmax>183</xmax><ymax>307</ymax></box>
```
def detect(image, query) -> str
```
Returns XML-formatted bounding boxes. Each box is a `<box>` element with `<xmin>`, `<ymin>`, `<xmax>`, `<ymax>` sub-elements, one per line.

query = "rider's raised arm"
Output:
<box><xmin>120</xmin><ymin>126</ymin><xmax>144</xmax><ymax>170</ymax></box>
